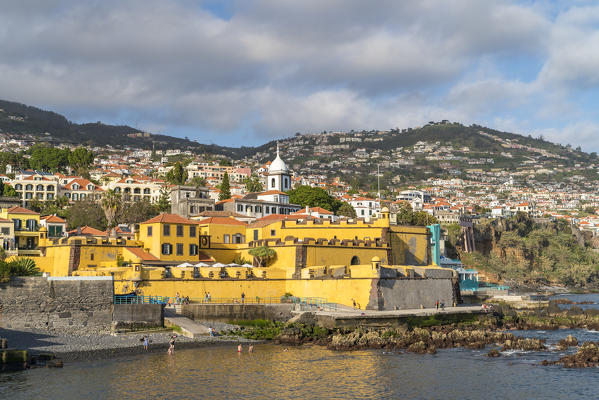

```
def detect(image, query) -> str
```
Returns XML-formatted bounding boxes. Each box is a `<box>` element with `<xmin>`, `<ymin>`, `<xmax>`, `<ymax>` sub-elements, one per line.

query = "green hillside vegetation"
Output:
<box><xmin>457</xmin><ymin>214</ymin><xmax>599</xmax><ymax>287</ymax></box>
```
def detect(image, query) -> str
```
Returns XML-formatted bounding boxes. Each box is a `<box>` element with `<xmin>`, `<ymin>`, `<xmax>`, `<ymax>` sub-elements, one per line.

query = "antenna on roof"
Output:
<box><xmin>276</xmin><ymin>141</ymin><xmax>280</xmax><ymax>157</ymax></box>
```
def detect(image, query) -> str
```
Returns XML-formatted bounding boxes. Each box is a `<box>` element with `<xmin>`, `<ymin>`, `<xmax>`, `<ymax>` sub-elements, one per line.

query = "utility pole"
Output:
<box><xmin>377</xmin><ymin>164</ymin><xmax>380</xmax><ymax>199</ymax></box>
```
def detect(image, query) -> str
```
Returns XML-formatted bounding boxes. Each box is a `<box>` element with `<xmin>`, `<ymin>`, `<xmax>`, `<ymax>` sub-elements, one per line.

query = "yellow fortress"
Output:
<box><xmin>34</xmin><ymin>208</ymin><xmax>457</xmax><ymax>311</ymax></box>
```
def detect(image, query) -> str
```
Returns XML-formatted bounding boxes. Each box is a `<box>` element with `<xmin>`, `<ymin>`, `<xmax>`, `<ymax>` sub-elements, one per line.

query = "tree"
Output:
<box><xmin>101</xmin><ymin>189</ymin><xmax>121</xmax><ymax>229</ymax></box>
<box><xmin>219</xmin><ymin>171</ymin><xmax>231</xmax><ymax>201</ymax></box>
<box><xmin>248</xmin><ymin>246</ymin><xmax>276</xmax><ymax>267</ymax></box>
<box><xmin>166</xmin><ymin>162</ymin><xmax>188</xmax><ymax>185</ymax></box>
<box><xmin>395</xmin><ymin>202</ymin><xmax>438</xmax><ymax>226</ymax></box>
<box><xmin>189</xmin><ymin>176</ymin><xmax>207</xmax><ymax>187</ymax></box>
<box><xmin>156</xmin><ymin>186</ymin><xmax>171</xmax><ymax>212</ymax></box>
<box><xmin>117</xmin><ymin>199</ymin><xmax>158</xmax><ymax>224</ymax></box>
<box><xmin>218</xmin><ymin>159</ymin><xmax>232</xmax><ymax>166</ymax></box>
<box><xmin>288</xmin><ymin>185</ymin><xmax>343</xmax><ymax>213</ymax></box>
<box><xmin>337</xmin><ymin>202</ymin><xmax>356</xmax><ymax>218</ymax></box>
<box><xmin>66</xmin><ymin>199</ymin><xmax>107</xmax><ymax>230</ymax></box>
<box><xmin>28</xmin><ymin>144</ymin><xmax>70</xmax><ymax>172</ymax></box>
<box><xmin>1</xmin><ymin>183</ymin><xmax>17</xmax><ymax>197</ymax></box>
<box><xmin>244</xmin><ymin>174</ymin><xmax>263</xmax><ymax>193</ymax></box>
<box><xmin>68</xmin><ymin>147</ymin><xmax>94</xmax><ymax>174</ymax></box>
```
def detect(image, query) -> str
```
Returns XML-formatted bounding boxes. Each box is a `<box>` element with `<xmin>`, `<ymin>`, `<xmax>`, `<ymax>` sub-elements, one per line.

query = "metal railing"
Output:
<box><xmin>114</xmin><ymin>295</ymin><xmax>329</xmax><ymax>307</ymax></box>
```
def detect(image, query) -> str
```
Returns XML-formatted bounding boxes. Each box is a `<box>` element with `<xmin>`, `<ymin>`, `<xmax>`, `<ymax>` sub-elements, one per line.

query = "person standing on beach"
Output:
<box><xmin>238</xmin><ymin>344</ymin><xmax>243</xmax><ymax>353</ymax></box>
<box><xmin>249</xmin><ymin>344</ymin><xmax>254</xmax><ymax>353</ymax></box>
<box><xmin>143</xmin><ymin>335</ymin><xmax>149</xmax><ymax>351</ymax></box>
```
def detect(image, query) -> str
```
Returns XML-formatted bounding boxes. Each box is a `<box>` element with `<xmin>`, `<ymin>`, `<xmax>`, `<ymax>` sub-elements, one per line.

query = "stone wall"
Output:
<box><xmin>0</xmin><ymin>276</ymin><xmax>114</xmax><ymax>335</ymax></box>
<box><xmin>369</xmin><ymin>278</ymin><xmax>455</xmax><ymax>310</ymax></box>
<box><xmin>112</xmin><ymin>304</ymin><xmax>164</xmax><ymax>331</ymax></box>
<box><xmin>182</xmin><ymin>303</ymin><xmax>294</xmax><ymax>323</ymax></box>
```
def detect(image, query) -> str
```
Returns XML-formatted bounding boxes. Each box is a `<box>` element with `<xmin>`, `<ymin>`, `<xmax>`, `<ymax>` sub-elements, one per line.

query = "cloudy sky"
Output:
<box><xmin>2</xmin><ymin>1</ymin><xmax>599</xmax><ymax>150</ymax></box>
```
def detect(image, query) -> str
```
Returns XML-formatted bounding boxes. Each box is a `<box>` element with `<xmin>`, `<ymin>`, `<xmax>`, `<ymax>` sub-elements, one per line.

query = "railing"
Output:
<box><xmin>114</xmin><ymin>295</ymin><xmax>329</xmax><ymax>307</ymax></box>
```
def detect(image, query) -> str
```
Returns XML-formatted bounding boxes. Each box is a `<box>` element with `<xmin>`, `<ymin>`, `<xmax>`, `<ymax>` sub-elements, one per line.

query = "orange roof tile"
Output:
<box><xmin>198</xmin><ymin>217</ymin><xmax>247</xmax><ymax>226</ymax></box>
<box><xmin>141</xmin><ymin>213</ymin><xmax>200</xmax><ymax>225</ymax></box>
<box><xmin>41</xmin><ymin>215</ymin><xmax>66</xmax><ymax>223</ymax></box>
<box><xmin>6</xmin><ymin>206</ymin><xmax>39</xmax><ymax>215</ymax></box>
<box><xmin>125</xmin><ymin>247</ymin><xmax>159</xmax><ymax>261</ymax></box>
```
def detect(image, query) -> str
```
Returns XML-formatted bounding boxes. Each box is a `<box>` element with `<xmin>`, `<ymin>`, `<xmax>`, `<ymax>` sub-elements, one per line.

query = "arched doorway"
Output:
<box><xmin>350</xmin><ymin>256</ymin><xmax>360</xmax><ymax>265</ymax></box>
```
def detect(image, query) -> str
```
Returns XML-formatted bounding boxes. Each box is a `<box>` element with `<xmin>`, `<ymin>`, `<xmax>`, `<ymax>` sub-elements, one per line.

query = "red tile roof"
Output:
<box><xmin>41</xmin><ymin>215</ymin><xmax>66</xmax><ymax>223</ymax></box>
<box><xmin>68</xmin><ymin>226</ymin><xmax>106</xmax><ymax>236</ymax></box>
<box><xmin>6</xmin><ymin>206</ymin><xmax>39</xmax><ymax>215</ymax></box>
<box><xmin>141</xmin><ymin>213</ymin><xmax>200</xmax><ymax>225</ymax></box>
<box><xmin>198</xmin><ymin>217</ymin><xmax>247</xmax><ymax>226</ymax></box>
<box><xmin>125</xmin><ymin>247</ymin><xmax>159</xmax><ymax>261</ymax></box>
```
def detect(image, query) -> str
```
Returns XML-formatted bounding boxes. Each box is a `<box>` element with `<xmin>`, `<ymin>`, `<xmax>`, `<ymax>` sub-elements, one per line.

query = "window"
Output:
<box><xmin>189</xmin><ymin>226</ymin><xmax>196</xmax><ymax>237</ymax></box>
<box><xmin>176</xmin><ymin>243</ymin><xmax>184</xmax><ymax>255</ymax></box>
<box><xmin>47</xmin><ymin>185</ymin><xmax>54</xmax><ymax>191</ymax></box>
<box><xmin>253</xmin><ymin>230</ymin><xmax>258</xmax><ymax>240</ymax></box>
<box><xmin>270</xmin><ymin>229</ymin><xmax>276</xmax><ymax>236</ymax></box>
<box><xmin>90</xmin><ymin>253</ymin><xmax>94</xmax><ymax>261</ymax></box>
<box><xmin>25</xmin><ymin>184</ymin><xmax>33</xmax><ymax>190</ymax></box>
<box><xmin>233</xmin><ymin>234</ymin><xmax>243</xmax><ymax>244</ymax></box>
<box><xmin>176</xmin><ymin>225</ymin><xmax>184</xmax><ymax>237</ymax></box>
<box><xmin>73</xmin><ymin>193</ymin><xmax>79</xmax><ymax>201</ymax></box>
<box><xmin>13</xmin><ymin>219</ymin><xmax>22</xmax><ymax>230</ymax></box>
<box><xmin>36</xmin><ymin>184</ymin><xmax>43</xmax><ymax>191</ymax></box>
<box><xmin>25</xmin><ymin>192</ymin><xmax>32</xmax><ymax>199</ymax></box>
<box><xmin>271</xmin><ymin>178</ymin><xmax>275</xmax><ymax>188</ymax></box>
<box><xmin>224</xmin><ymin>234</ymin><xmax>230</xmax><ymax>244</ymax></box>
<box><xmin>1</xmin><ymin>227</ymin><xmax>9</xmax><ymax>235</ymax></box>
<box><xmin>163</xmin><ymin>224</ymin><xmax>170</xmax><ymax>236</ymax></box>
<box><xmin>46</xmin><ymin>193</ymin><xmax>54</xmax><ymax>200</ymax></box>
<box><xmin>147</xmin><ymin>226</ymin><xmax>153</xmax><ymax>236</ymax></box>
<box><xmin>144</xmin><ymin>188</ymin><xmax>150</xmax><ymax>194</ymax></box>
<box><xmin>237</xmin><ymin>205</ymin><xmax>243</xmax><ymax>212</ymax></box>
<box><xmin>65</xmin><ymin>193</ymin><xmax>71</xmax><ymax>199</ymax></box>
<box><xmin>161</xmin><ymin>243</ymin><xmax>172</xmax><ymax>255</ymax></box>
<box><xmin>26</xmin><ymin>219</ymin><xmax>37</xmax><ymax>231</ymax></box>
<box><xmin>350</xmin><ymin>256</ymin><xmax>360</xmax><ymax>265</ymax></box>
<box><xmin>189</xmin><ymin>244</ymin><xmax>198</xmax><ymax>256</ymax></box>
<box><xmin>134</xmin><ymin>188</ymin><xmax>141</xmax><ymax>194</ymax></box>
<box><xmin>15</xmin><ymin>184</ymin><xmax>22</xmax><ymax>190</ymax></box>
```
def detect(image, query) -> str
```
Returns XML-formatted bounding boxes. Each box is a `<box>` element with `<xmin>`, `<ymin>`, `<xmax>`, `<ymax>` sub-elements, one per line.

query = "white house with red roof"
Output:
<box><xmin>348</xmin><ymin>196</ymin><xmax>380</xmax><ymax>218</ymax></box>
<box><xmin>61</xmin><ymin>178</ymin><xmax>104</xmax><ymax>202</ymax></box>
<box><xmin>291</xmin><ymin>206</ymin><xmax>337</xmax><ymax>221</ymax></box>
<box><xmin>40</xmin><ymin>215</ymin><xmax>67</xmax><ymax>238</ymax></box>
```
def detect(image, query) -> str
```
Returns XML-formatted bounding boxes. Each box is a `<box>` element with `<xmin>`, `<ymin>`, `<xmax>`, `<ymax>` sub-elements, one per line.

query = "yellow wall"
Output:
<box><xmin>138</xmin><ymin>221</ymin><xmax>202</xmax><ymax>262</ymax></box>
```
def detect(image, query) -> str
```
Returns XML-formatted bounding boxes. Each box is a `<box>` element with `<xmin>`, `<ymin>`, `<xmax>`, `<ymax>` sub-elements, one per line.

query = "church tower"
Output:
<box><xmin>267</xmin><ymin>142</ymin><xmax>291</xmax><ymax>192</ymax></box>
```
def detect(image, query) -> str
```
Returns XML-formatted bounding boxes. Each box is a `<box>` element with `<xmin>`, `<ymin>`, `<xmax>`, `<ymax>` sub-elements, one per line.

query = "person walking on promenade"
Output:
<box><xmin>352</xmin><ymin>299</ymin><xmax>357</xmax><ymax>309</ymax></box>
<box><xmin>241</xmin><ymin>292</ymin><xmax>245</xmax><ymax>304</ymax></box>
<box><xmin>204</xmin><ymin>292</ymin><xmax>208</xmax><ymax>303</ymax></box>
<box><xmin>207</xmin><ymin>292</ymin><xmax>212</xmax><ymax>302</ymax></box>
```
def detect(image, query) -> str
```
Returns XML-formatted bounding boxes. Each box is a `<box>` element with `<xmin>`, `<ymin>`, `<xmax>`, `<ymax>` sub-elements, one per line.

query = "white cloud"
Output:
<box><xmin>1</xmin><ymin>0</ymin><xmax>599</xmax><ymax>149</ymax></box>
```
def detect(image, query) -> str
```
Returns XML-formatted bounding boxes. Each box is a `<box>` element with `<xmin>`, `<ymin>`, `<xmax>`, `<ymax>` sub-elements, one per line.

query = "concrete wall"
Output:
<box><xmin>0</xmin><ymin>276</ymin><xmax>114</xmax><ymax>335</ymax></box>
<box><xmin>112</xmin><ymin>303</ymin><xmax>164</xmax><ymax>331</ymax></box>
<box><xmin>183</xmin><ymin>303</ymin><xmax>294</xmax><ymax>323</ymax></box>
<box><xmin>374</xmin><ymin>278</ymin><xmax>455</xmax><ymax>310</ymax></box>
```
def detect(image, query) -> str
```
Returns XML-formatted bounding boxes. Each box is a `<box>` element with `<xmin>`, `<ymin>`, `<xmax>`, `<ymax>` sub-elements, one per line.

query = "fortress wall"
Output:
<box><xmin>183</xmin><ymin>303</ymin><xmax>294</xmax><ymax>323</ymax></box>
<box><xmin>0</xmin><ymin>276</ymin><xmax>114</xmax><ymax>334</ymax></box>
<box><xmin>376</xmin><ymin>278</ymin><xmax>454</xmax><ymax>310</ymax></box>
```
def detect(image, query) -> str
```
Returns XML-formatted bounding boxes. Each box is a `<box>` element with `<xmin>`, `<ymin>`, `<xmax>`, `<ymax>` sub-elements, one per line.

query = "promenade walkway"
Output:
<box><xmin>164</xmin><ymin>308</ymin><xmax>211</xmax><ymax>339</ymax></box>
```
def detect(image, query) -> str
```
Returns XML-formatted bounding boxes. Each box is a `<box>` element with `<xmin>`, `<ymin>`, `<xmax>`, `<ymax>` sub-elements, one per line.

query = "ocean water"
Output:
<box><xmin>4</xmin><ymin>293</ymin><xmax>599</xmax><ymax>400</ymax></box>
<box><xmin>1</xmin><ymin>335</ymin><xmax>599</xmax><ymax>400</ymax></box>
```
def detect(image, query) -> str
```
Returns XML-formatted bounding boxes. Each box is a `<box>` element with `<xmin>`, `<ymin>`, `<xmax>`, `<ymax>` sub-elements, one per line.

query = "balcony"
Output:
<box><xmin>17</xmin><ymin>248</ymin><xmax>41</xmax><ymax>256</ymax></box>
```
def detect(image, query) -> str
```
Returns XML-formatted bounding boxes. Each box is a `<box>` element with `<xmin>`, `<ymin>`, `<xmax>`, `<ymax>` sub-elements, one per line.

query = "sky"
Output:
<box><xmin>2</xmin><ymin>0</ymin><xmax>599</xmax><ymax>150</ymax></box>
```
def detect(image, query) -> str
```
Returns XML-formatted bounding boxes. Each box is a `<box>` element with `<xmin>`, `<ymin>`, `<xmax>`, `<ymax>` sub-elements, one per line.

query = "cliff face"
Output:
<box><xmin>454</xmin><ymin>214</ymin><xmax>599</xmax><ymax>287</ymax></box>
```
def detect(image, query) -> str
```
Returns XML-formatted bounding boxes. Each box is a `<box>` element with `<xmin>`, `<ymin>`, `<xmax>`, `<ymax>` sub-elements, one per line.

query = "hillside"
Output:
<box><xmin>0</xmin><ymin>99</ymin><xmax>246</xmax><ymax>157</ymax></box>
<box><xmin>1</xmin><ymin>99</ymin><xmax>597</xmax><ymax>188</ymax></box>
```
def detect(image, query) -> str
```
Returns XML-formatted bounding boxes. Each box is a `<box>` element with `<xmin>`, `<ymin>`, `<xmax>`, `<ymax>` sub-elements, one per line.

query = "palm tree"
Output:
<box><xmin>101</xmin><ymin>189</ymin><xmax>121</xmax><ymax>229</ymax></box>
